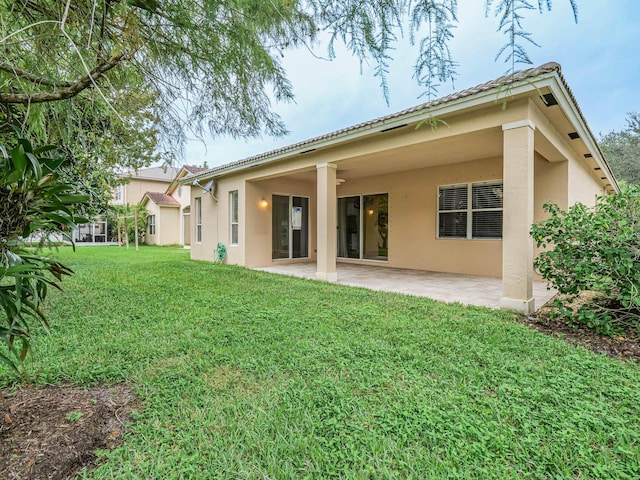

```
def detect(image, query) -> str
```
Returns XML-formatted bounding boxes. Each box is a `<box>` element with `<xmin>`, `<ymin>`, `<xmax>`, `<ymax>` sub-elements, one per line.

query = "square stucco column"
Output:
<box><xmin>501</xmin><ymin>120</ymin><xmax>535</xmax><ymax>314</ymax></box>
<box><xmin>316</xmin><ymin>162</ymin><xmax>338</xmax><ymax>282</ymax></box>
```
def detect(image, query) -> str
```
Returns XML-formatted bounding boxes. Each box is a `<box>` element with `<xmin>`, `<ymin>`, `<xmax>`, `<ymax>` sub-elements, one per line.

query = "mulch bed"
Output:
<box><xmin>0</xmin><ymin>383</ymin><xmax>139</xmax><ymax>480</ymax></box>
<box><xmin>522</xmin><ymin>299</ymin><xmax>640</xmax><ymax>364</ymax></box>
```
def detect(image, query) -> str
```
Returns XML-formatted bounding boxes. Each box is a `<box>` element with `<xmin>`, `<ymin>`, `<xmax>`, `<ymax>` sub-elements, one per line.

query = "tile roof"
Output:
<box><xmin>126</xmin><ymin>166</ymin><xmax>181</xmax><ymax>182</ymax></box>
<box><xmin>183</xmin><ymin>166</ymin><xmax>209</xmax><ymax>175</ymax></box>
<box><xmin>143</xmin><ymin>192</ymin><xmax>180</xmax><ymax>206</ymax></box>
<box><xmin>190</xmin><ymin>62</ymin><xmax>567</xmax><ymax>180</ymax></box>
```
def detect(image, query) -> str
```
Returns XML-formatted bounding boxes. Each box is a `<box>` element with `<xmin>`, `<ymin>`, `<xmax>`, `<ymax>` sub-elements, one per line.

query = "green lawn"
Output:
<box><xmin>2</xmin><ymin>246</ymin><xmax>639</xmax><ymax>479</ymax></box>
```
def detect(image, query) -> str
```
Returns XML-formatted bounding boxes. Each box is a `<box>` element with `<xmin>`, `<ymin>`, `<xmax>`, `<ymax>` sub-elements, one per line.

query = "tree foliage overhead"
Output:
<box><xmin>600</xmin><ymin>112</ymin><xmax>640</xmax><ymax>186</ymax></box>
<box><xmin>0</xmin><ymin>0</ymin><xmax>578</xmax><ymax>157</ymax></box>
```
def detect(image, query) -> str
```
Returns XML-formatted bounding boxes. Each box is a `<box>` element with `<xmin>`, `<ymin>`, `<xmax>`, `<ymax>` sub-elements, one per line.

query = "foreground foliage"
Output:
<box><xmin>531</xmin><ymin>185</ymin><xmax>640</xmax><ymax>334</ymax></box>
<box><xmin>3</xmin><ymin>247</ymin><xmax>639</xmax><ymax>479</ymax></box>
<box><xmin>0</xmin><ymin>1</ymin><xmax>578</xmax><ymax>156</ymax></box>
<box><xmin>0</xmin><ymin>139</ymin><xmax>87</xmax><ymax>376</ymax></box>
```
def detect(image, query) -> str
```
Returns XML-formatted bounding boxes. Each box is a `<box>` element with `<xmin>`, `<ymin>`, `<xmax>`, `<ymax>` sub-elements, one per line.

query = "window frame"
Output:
<box><xmin>437</xmin><ymin>180</ymin><xmax>503</xmax><ymax>240</ymax></box>
<box><xmin>114</xmin><ymin>185</ymin><xmax>122</xmax><ymax>201</ymax></box>
<box><xmin>148</xmin><ymin>214</ymin><xmax>156</xmax><ymax>235</ymax></box>
<box><xmin>195</xmin><ymin>197</ymin><xmax>202</xmax><ymax>243</ymax></box>
<box><xmin>229</xmin><ymin>190</ymin><xmax>239</xmax><ymax>245</ymax></box>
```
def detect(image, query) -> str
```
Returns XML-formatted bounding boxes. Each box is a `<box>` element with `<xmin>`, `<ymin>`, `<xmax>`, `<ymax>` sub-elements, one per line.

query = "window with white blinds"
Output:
<box><xmin>195</xmin><ymin>197</ymin><xmax>202</xmax><ymax>243</ymax></box>
<box><xmin>438</xmin><ymin>181</ymin><xmax>503</xmax><ymax>239</ymax></box>
<box><xmin>230</xmin><ymin>190</ymin><xmax>239</xmax><ymax>245</ymax></box>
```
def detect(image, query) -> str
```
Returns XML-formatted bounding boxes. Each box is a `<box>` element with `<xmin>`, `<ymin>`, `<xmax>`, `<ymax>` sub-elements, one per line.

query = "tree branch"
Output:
<box><xmin>0</xmin><ymin>54</ymin><xmax>125</xmax><ymax>104</ymax></box>
<box><xmin>0</xmin><ymin>64</ymin><xmax>73</xmax><ymax>88</ymax></box>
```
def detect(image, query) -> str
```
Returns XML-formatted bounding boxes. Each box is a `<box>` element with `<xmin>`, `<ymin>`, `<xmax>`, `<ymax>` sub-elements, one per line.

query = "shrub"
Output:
<box><xmin>0</xmin><ymin>139</ymin><xmax>88</xmax><ymax>378</ymax></box>
<box><xmin>531</xmin><ymin>185</ymin><xmax>640</xmax><ymax>334</ymax></box>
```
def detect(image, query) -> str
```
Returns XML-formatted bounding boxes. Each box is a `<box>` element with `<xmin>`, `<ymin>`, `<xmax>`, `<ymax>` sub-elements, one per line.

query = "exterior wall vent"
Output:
<box><xmin>568</xmin><ymin>132</ymin><xmax>580</xmax><ymax>140</ymax></box>
<box><xmin>380</xmin><ymin>124</ymin><xmax>408</xmax><ymax>133</ymax></box>
<box><xmin>584</xmin><ymin>153</ymin><xmax>593</xmax><ymax>158</ymax></box>
<box><xmin>540</xmin><ymin>93</ymin><xmax>558</xmax><ymax>106</ymax></box>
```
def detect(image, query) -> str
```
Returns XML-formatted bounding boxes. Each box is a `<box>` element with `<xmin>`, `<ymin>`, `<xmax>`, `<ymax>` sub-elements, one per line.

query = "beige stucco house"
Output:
<box><xmin>111</xmin><ymin>166</ymin><xmax>181</xmax><ymax>207</ymax></box>
<box><xmin>75</xmin><ymin>166</ymin><xmax>178</xmax><ymax>243</ymax></box>
<box><xmin>183</xmin><ymin>63</ymin><xmax>618</xmax><ymax>314</ymax></box>
<box><xmin>141</xmin><ymin>166</ymin><xmax>208</xmax><ymax>246</ymax></box>
<box><xmin>72</xmin><ymin>166</ymin><xmax>179</xmax><ymax>244</ymax></box>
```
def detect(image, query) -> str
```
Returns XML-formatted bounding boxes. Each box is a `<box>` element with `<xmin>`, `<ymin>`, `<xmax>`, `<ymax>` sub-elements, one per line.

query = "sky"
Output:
<box><xmin>183</xmin><ymin>1</ymin><xmax>640</xmax><ymax>168</ymax></box>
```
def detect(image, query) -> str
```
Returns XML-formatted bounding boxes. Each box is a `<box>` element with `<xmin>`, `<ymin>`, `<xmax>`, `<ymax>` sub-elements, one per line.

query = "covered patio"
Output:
<box><xmin>256</xmin><ymin>262</ymin><xmax>556</xmax><ymax>311</ymax></box>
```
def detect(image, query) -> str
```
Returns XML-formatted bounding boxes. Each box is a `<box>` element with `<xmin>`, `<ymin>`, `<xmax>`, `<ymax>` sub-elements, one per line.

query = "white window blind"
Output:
<box><xmin>438</xmin><ymin>181</ymin><xmax>503</xmax><ymax>239</ymax></box>
<box><xmin>230</xmin><ymin>191</ymin><xmax>239</xmax><ymax>245</ymax></box>
<box><xmin>195</xmin><ymin>197</ymin><xmax>202</xmax><ymax>243</ymax></box>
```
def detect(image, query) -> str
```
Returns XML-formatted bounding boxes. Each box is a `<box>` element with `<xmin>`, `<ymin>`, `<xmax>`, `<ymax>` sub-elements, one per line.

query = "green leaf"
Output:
<box><xmin>55</xmin><ymin>194</ymin><xmax>91</xmax><ymax>204</ymax></box>
<box><xmin>10</xmin><ymin>144</ymin><xmax>27</xmax><ymax>177</ymax></box>
<box><xmin>0</xmin><ymin>352</ymin><xmax>19</xmax><ymax>374</ymax></box>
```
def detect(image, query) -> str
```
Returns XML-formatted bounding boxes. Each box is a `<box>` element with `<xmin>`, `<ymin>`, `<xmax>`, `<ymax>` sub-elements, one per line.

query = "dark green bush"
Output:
<box><xmin>0</xmin><ymin>139</ymin><xmax>88</xmax><ymax>377</ymax></box>
<box><xmin>531</xmin><ymin>185</ymin><xmax>640</xmax><ymax>334</ymax></box>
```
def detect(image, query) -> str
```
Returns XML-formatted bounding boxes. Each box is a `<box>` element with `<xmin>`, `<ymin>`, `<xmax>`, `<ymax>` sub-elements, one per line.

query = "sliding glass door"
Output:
<box><xmin>272</xmin><ymin>195</ymin><xmax>309</xmax><ymax>260</ymax></box>
<box><xmin>337</xmin><ymin>196</ymin><xmax>360</xmax><ymax>258</ymax></box>
<box><xmin>337</xmin><ymin>193</ymin><xmax>388</xmax><ymax>261</ymax></box>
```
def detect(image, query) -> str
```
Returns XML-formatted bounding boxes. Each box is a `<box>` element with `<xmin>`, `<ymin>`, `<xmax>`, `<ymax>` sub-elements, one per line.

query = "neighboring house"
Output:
<box><xmin>141</xmin><ymin>192</ymin><xmax>181</xmax><ymax>245</ymax></box>
<box><xmin>74</xmin><ymin>166</ymin><xmax>179</xmax><ymax>243</ymax></box>
<box><xmin>141</xmin><ymin>165</ymin><xmax>209</xmax><ymax>246</ymax></box>
<box><xmin>111</xmin><ymin>166</ymin><xmax>181</xmax><ymax>206</ymax></box>
<box><xmin>182</xmin><ymin>62</ymin><xmax>618</xmax><ymax>314</ymax></box>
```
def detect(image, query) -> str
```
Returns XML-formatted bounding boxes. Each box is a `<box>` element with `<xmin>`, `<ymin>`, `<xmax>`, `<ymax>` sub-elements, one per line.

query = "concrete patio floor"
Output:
<box><xmin>256</xmin><ymin>262</ymin><xmax>556</xmax><ymax>312</ymax></box>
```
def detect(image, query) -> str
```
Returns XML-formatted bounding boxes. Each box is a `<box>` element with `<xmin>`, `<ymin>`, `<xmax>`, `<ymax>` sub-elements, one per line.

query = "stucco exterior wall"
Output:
<box><xmin>189</xmin><ymin>193</ymin><xmax>219</xmax><ymax>262</ymax></box>
<box><xmin>159</xmin><ymin>207</ymin><xmax>181</xmax><ymax>245</ymax></box>
<box><xmin>212</xmin><ymin>179</ymin><xmax>245</xmax><ymax>265</ymax></box>
<box><xmin>336</xmin><ymin>157</ymin><xmax>504</xmax><ymax>277</ymax></box>
<box><xmin>112</xmin><ymin>178</ymin><xmax>170</xmax><ymax>206</ymax></box>
<box><xmin>145</xmin><ymin>202</ymin><xmax>161</xmax><ymax>245</ymax></box>
<box><xmin>172</xmin><ymin>184</ymin><xmax>192</xmax><ymax>207</ymax></box>
<box><xmin>568</xmin><ymin>156</ymin><xmax>604</xmax><ymax>207</ymax></box>
<box><xmin>534</xmin><ymin>154</ymin><xmax>569</xmax><ymax>221</ymax></box>
<box><xmin>145</xmin><ymin>204</ymin><xmax>180</xmax><ymax>245</ymax></box>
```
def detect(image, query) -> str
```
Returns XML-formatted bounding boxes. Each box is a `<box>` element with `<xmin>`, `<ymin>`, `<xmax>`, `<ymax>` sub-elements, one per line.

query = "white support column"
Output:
<box><xmin>316</xmin><ymin>163</ymin><xmax>338</xmax><ymax>282</ymax></box>
<box><xmin>501</xmin><ymin>120</ymin><xmax>536</xmax><ymax>314</ymax></box>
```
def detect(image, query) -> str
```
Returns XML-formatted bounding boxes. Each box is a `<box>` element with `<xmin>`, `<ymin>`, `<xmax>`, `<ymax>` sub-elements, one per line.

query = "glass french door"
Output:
<box><xmin>337</xmin><ymin>193</ymin><xmax>388</xmax><ymax>261</ymax></box>
<box><xmin>272</xmin><ymin>195</ymin><xmax>309</xmax><ymax>260</ymax></box>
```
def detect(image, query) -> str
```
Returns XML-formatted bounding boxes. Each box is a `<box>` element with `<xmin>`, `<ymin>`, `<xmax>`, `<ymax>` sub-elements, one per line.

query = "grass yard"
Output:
<box><xmin>2</xmin><ymin>246</ymin><xmax>640</xmax><ymax>479</ymax></box>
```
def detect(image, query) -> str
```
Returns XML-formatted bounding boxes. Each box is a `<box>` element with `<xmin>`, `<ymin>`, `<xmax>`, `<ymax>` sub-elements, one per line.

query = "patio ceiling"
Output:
<box><xmin>260</xmin><ymin>127</ymin><xmax>505</xmax><ymax>183</ymax></box>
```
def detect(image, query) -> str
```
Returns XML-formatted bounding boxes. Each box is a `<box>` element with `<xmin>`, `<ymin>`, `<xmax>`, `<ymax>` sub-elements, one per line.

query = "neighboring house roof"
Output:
<box><xmin>123</xmin><ymin>166</ymin><xmax>181</xmax><ymax>182</ymax></box>
<box><xmin>141</xmin><ymin>192</ymin><xmax>181</xmax><ymax>207</ymax></box>
<box><xmin>183</xmin><ymin>166</ymin><xmax>209</xmax><ymax>175</ymax></box>
<box><xmin>184</xmin><ymin>62</ymin><xmax>617</xmax><ymax>192</ymax></box>
<box><xmin>165</xmin><ymin>165</ymin><xmax>208</xmax><ymax>195</ymax></box>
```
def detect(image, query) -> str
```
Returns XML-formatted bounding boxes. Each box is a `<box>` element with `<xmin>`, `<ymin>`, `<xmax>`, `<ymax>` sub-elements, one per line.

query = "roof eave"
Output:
<box><xmin>186</xmin><ymin>65</ymin><xmax>618</xmax><ymax>195</ymax></box>
<box><xmin>187</xmin><ymin>75</ymin><xmax>558</xmax><ymax>184</ymax></box>
<box><xmin>542</xmin><ymin>72</ymin><xmax>619</xmax><ymax>193</ymax></box>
